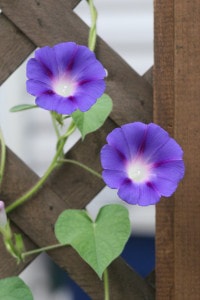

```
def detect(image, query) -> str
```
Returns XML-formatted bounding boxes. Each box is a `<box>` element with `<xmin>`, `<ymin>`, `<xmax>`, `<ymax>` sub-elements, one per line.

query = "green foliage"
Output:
<box><xmin>0</xmin><ymin>277</ymin><xmax>33</xmax><ymax>300</ymax></box>
<box><xmin>55</xmin><ymin>204</ymin><xmax>131</xmax><ymax>278</ymax></box>
<box><xmin>72</xmin><ymin>94</ymin><xmax>112</xmax><ymax>139</ymax></box>
<box><xmin>10</xmin><ymin>104</ymin><xmax>37</xmax><ymax>112</ymax></box>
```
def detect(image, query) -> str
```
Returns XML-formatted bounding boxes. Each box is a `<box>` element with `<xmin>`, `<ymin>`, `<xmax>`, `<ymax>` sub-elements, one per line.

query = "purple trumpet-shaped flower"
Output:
<box><xmin>100</xmin><ymin>122</ymin><xmax>185</xmax><ymax>206</ymax></box>
<box><xmin>26</xmin><ymin>42</ymin><xmax>106</xmax><ymax>115</ymax></box>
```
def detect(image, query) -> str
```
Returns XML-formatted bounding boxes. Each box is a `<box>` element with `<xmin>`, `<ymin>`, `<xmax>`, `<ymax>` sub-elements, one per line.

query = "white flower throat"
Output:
<box><xmin>53</xmin><ymin>77</ymin><xmax>76</xmax><ymax>97</ymax></box>
<box><xmin>127</xmin><ymin>160</ymin><xmax>150</xmax><ymax>183</ymax></box>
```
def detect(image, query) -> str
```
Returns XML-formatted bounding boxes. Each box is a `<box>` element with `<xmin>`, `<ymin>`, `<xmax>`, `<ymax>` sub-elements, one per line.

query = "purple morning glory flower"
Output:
<box><xmin>26</xmin><ymin>42</ymin><xmax>106</xmax><ymax>115</ymax></box>
<box><xmin>100</xmin><ymin>122</ymin><xmax>185</xmax><ymax>206</ymax></box>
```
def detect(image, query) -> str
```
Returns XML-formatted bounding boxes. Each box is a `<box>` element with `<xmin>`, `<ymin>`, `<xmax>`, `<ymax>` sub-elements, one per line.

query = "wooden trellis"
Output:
<box><xmin>0</xmin><ymin>0</ymin><xmax>199</xmax><ymax>299</ymax></box>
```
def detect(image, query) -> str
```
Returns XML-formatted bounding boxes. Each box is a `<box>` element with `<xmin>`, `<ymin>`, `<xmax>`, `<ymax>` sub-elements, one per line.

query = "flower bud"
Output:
<box><xmin>0</xmin><ymin>201</ymin><xmax>7</xmax><ymax>228</ymax></box>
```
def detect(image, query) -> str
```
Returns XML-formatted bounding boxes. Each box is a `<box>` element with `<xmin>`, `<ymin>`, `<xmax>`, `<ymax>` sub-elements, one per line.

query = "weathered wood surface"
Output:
<box><xmin>0</xmin><ymin>14</ymin><xmax>35</xmax><ymax>84</ymax></box>
<box><xmin>154</xmin><ymin>1</ymin><xmax>175</xmax><ymax>298</ymax></box>
<box><xmin>0</xmin><ymin>1</ymin><xmax>154</xmax><ymax>298</ymax></box>
<box><xmin>0</xmin><ymin>130</ymin><xmax>154</xmax><ymax>299</ymax></box>
<box><xmin>154</xmin><ymin>0</ymin><xmax>200</xmax><ymax>299</ymax></box>
<box><xmin>0</xmin><ymin>0</ymin><xmax>152</xmax><ymax>126</ymax></box>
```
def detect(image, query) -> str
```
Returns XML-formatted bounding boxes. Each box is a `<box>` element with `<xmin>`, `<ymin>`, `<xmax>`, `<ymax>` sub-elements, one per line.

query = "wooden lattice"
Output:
<box><xmin>0</xmin><ymin>0</ymin><xmax>200</xmax><ymax>299</ymax></box>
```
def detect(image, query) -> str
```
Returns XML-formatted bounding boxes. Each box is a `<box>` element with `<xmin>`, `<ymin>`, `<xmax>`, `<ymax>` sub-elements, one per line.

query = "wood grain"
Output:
<box><xmin>174</xmin><ymin>1</ymin><xmax>200</xmax><ymax>299</ymax></box>
<box><xmin>0</xmin><ymin>0</ymin><xmax>152</xmax><ymax>126</ymax></box>
<box><xmin>154</xmin><ymin>1</ymin><xmax>175</xmax><ymax>299</ymax></box>
<box><xmin>0</xmin><ymin>14</ymin><xmax>35</xmax><ymax>84</ymax></box>
<box><xmin>0</xmin><ymin>0</ymin><xmax>154</xmax><ymax>298</ymax></box>
<box><xmin>154</xmin><ymin>1</ymin><xmax>200</xmax><ymax>299</ymax></box>
<box><xmin>0</xmin><ymin>124</ymin><xmax>154</xmax><ymax>299</ymax></box>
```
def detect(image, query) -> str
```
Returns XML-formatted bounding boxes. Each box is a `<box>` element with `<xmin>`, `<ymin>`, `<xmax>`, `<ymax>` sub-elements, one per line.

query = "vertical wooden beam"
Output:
<box><xmin>154</xmin><ymin>1</ymin><xmax>175</xmax><ymax>299</ymax></box>
<box><xmin>174</xmin><ymin>1</ymin><xmax>200</xmax><ymax>299</ymax></box>
<box><xmin>155</xmin><ymin>1</ymin><xmax>200</xmax><ymax>299</ymax></box>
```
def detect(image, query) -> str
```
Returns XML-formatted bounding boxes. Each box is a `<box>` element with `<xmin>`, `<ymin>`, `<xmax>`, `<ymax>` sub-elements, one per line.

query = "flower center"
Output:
<box><xmin>127</xmin><ymin>160</ymin><xmax>150</xmax><ymax>183</ymax></box>
<box><xmin>53</xmin><ymin>77</ymin><xmax>76</xmax><ymax>97</ymax></box>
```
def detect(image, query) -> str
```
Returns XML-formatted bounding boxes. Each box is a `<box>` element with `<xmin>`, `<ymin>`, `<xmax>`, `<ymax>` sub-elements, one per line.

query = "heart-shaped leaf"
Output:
<box><xmin>72</xmin><ymin>93</ymin><xmax>112</xmax><ymax>139</ymax></box>
<box><xmin>0</xmin><ymin>277</ymin><xmax>33</xmax><ymax>300</ymax></box>
<box><xmin>55</xmin><ymin>204</ymin><xmax>131</xmax><ymax>278</ymax></box>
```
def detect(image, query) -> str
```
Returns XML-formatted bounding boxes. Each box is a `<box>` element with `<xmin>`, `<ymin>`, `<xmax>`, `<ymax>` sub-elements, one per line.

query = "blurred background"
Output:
<box><xmin>0</xmin><ymin>0</ymin><xmax>154</xmax><ymax>299</ymax></box>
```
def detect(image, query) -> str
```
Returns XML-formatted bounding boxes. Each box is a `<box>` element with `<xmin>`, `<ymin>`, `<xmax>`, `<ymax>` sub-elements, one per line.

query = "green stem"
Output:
<box><xmin>51</xmin><ymin>112</ymin><xmax>61</xmax><ymax>140</ymax></box>
<box><xmin>59</xmin><ymin>158</ymin><xmax>102</xmax><ymax>179</ymax></box>
<box><xmin>87</xmin><ymin>0</ymin><xmax>98</xmax><ymax>51</ymax></box>
<box><xmin>6</xmin><ymin>121</ymin><xmax>76</xmax><ymax>213</ymax></box>
<box><xmin>0</xmin><ymin>127</ymin><xmax>6</xmax><ymax>188</ymax></box>
<box><xmin>21</xmin><ymin>243</ymin><xmax>67</xmax><ymax>260</ymax></box>
<box><xmin>103</xmin><ymin>268</ymin><xmax>110</xmax><ymax>300</ymax></box>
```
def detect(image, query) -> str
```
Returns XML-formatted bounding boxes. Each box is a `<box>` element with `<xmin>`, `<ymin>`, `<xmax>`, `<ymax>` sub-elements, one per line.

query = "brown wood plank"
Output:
<box><xmin>0</xmin><ymin>14</ymin><xmax>35</xmax><ymax>85</ymax></box>
<box><xmin>143</xmin><ymin>67</ymin><xmax>153</xmax><ymax>86</ymax></box>
<box><xmin>65</xmin><ymin>0</ymin><xmax>82</xmax><ymax>10</ymax></box>
<box><xmin>0</xmin><ymin>1</ymin><xmax>154</xmax><ymax>297</ymax></box>
<box><xmin>155</xmin><ymin>1</ymin><xmax>200</xmax><ymax>299</ymax></box>
<box><xmin>154</xmin><ymin>1</ymin><xmax>175</xmax><ymax>299</ymax></box>
<box><xmin>174</xmin><ymin>1</ymin><xmax>200</xmax><ymax>299</ymax></box>
<box><xmin>0</xmin><ymin>124</ymin><xmax>154</xmax><ymax>299</ymax></box>
<box><xmin>0</xmin><ymin>0</ymin><xmax>152</xmax><ymax>126</ymax></box>
<box><xmin>0</xmin><ymin>67</ymin><xmax>153</xmax><ymax>297</ymax></box>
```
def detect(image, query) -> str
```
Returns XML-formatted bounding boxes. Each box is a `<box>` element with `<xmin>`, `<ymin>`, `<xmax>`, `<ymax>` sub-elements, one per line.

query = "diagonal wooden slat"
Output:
<box><xmin>0</xmin><ymin>0</ymin><xmax>154</xmax><ymax>298</ymax></box>
<box><xmin>0</xmin><ymin>0</ymin><xmax>152</xmax><ymax>126</ymax></box>
<box><xmin>0</xmin><ymin>14</ymin><xmax>35</xmax><ymax>85</ymax></box>
<box><xmin>65</xmin><ymin>0</ymin><xmax>82</xmax><ymax>10</ymax></box>
<box><xmin>0</xmin><ymin>71</ymin><xmax>152</xmax><ymax>299</ymax></box>
<box><xmin>0</xmin><ymin>122</ymin><xmax>154</xmax><ymax>299</ymax></box>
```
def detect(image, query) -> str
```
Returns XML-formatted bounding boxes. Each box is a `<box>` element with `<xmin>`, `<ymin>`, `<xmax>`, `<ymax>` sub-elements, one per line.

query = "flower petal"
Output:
<box><xmin>100</xmin><ymin>145</ymin><xmax>126</xmax><ymax>171</ymax></box>
<box><xmin>70</xmin><ymin>45</ymin><xmax>103</xmax><ymax>76</ymax></box>
<box><xmin>121</xmin><ymin>122</ymin><xmax>148</xmax><ymax>158</ymax></box>
<box><xmin>26</xmin><ymin>58</ymin><xmax>52</xmax><ymax>84</ymax></box>
<box><xmin>138</xmin><ymin>182</ymin><xmax>161</xmax><ymax>205</ymax></box>
<box><xmin>151</xmin><ymin>160</ymin><xmax>185</xmax><ymax>196</ymax></box>
<box><xmin>74</xmin><ymin>80</ymin><xmax>105</xmax><ymax>111</ymax></box>
<box><xmin>106</xmin><ymin>128</ymin><xmax>131</xmax><ymax>161</ymax></box>
<box><xmin>102</xmin><ymin>170</ymin><xmax>127</xmax><ymax>188</ymax></box>
<box><xmin>53</xmin><ymin>42</ymin><xmax>77</xmax><ymax>74</ymax></box>
<box><xmin>26</xmin><ymin>80</ymin><xmax>52</xmax><ymax>96</ymax></box>
<box><xmin>75</xmin><ymin>60</ymin><xmax>106</xmax><ymax>81</ymax></box>
<box><xmin>118</xmin><ymin>180</ymin><xmax>141</xmax><ymax>205</ymax></box>
<box><xmin>35</xmin><ymin>46</ymin><xmax>58</xmax><ymax>77</ymax></box>
<box><xmin>150</xmin><ymin>138</ymin><xmax>184</xmax><ymax>164</ymax></box>
<box><xmin>141</xmin><ymin>123</ymin><xmax>169</xmax><ymax>158</ymax></box>
<box><xmin>36</xmin><ymin>94</ymin><xmax>77</xmax><ymax>114</ymax></box>
<box><xmin>118</xmin><ymin>180</ymin><xmax>161</xmax><ymax>206</ymax></box>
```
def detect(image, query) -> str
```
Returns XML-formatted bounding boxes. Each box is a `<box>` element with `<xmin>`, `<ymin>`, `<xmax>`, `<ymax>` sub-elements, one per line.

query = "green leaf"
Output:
<box><xmin>10</xmin><ymin>104</ymin><xmax>37</xmax><ymax>112</ymax></box>
<box><xmin>55</xmin><ymin>204</ymin><xmax>131</xmax><ymax>278</ymax></box>
<box><xmin>0</xmin><ymin>277</ymin><xmax>33</xmax><ymax>300</ymax></box>
<box><xmin>72</xmin><ymin>93</ymin><xmax>112</xmax><ymax>139</ymax></box>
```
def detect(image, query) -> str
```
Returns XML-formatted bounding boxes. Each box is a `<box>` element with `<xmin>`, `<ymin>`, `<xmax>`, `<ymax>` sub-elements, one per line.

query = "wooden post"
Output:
<box><xmin>154</xmin><ymin>1</ymin><xmax>200</xmax><ymax>299</ymax></box>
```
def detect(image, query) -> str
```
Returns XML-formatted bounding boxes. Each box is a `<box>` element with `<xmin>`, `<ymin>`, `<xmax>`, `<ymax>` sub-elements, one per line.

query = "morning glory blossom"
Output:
<box><xmin>26</xmin><ymin>42</ymin><xmax>106</xmax><ymax>115</ymax></box>
<box><xmin>100</xmin><ymin>122</ymin><xmax>185</xmax><ymax>206</ymax></box>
